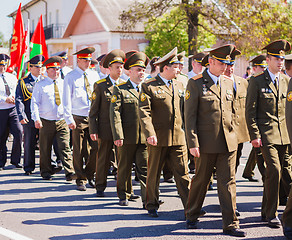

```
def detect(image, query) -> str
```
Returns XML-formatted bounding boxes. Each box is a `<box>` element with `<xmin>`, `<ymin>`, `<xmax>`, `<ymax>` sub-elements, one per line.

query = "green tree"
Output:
<box><xmin>120</xmin><ymin>0</ymin><xmax>292</xmax><ymax>59</ymax></box>
<box><xmin>144</xmin><ymin>7</ymin><xmax>216</xmax><ymax>59</ymax></box>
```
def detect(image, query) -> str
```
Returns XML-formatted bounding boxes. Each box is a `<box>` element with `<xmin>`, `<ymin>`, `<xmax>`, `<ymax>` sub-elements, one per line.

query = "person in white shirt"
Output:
<box><xmin>63</xmin><ymin>47</ymin><xmax>99</xmax><ymax>191</ymax></box>
<box><xmin>31</xmin><ymin>56</ymin><xmax>76</xmax><ymax>181</ymax></box>
<box><xmin>0</xmin><ymin>54</ymin><xmax>22</xmax><ymax>170</ymax></box>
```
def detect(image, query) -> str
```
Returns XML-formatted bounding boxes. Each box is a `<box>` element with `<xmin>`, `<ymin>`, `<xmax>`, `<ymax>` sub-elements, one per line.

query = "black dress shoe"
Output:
<box><xmin>235</xmin><ymin>209</ymin><xmax>240</xmax><ymax>216</ymax></box>
<box><xmin>261</xmin><ymin>215</ymin><xmax>267</xmax><ymax>222</ymax></box>
<box><xmin>279</xmin><ymin>197</ymin><xmax>288</xmax><ymax>206</ymax></box>
<box><xmin>148</xmin><ymin>209</ymin><xmax>158</xmax><ymax>217</ymax></box>
<box><xmin>129</xmin><ymin>194</ymin><xmax>140</xmax><ymax>201</ymax></box>
<box><xmin>52</xmin><ymin>166</ymin><xmax>62</xmax><ymax>174</ymax></box>
<box><xmin>186</xmin><ymin>219</ymin><xmax>198</xmax><ymax>229</ymax></box>
<box><xmin>88</xmin><ymin>179</ymin><xmax>96</xmax><ymax>188</ymax></box>
<box><xmin>283</xmin><ymin>226</ymin><xmax>292</xmax><ymax>239</ymax></box>
<box><xmin>268</xmin><ymin>217</ymin><xmax>281</xmax><ymax>228</ymax></box>
<box><xmin>199</xmin><ymin>209</ymin><xmax>207</xmax><ymax>217</ymax></box>
<box><xmin>24</xmin><ymin>171</ymin><xmax>32</xmax><ymax>176</ymax></box>
<box><xmin>66</xmin><ymin>173</ymin><xmax>77</xmax><ymax>181</ymax></box>
<box><xmin>164</xmin><ymin>178</ymin><xmax>175</xmax><ymax>183</ymax></box>
<box><xmin>42</xmin><ymin>175</ymin><xmax>52</xmax><ymax>180</ymax></box>
<box><xmin>13</xmin><ymin>163</ymin><xmax>22</xmax><ymax>168</ymax></box>
<box><xmin>208</xmin><ymin>184</ymin><xmax>214</xmax><ymax>190</ymax></box>
<box><xmin>223</xmin><ymin>228</ymin><xmax>246</xmax><ymax>237</ymax></box>
<box><xmin>96</xmin><ymin>191</ymin><xmax>105</xmax><ymax>197</ymax></box>
<box><xmin>119</xmin><ymin>199</ymin><xmax>129</xmax><ymax>206</ymax></box>
<box><xmin>242</xmin><ymin>175</ymin><xmax>259</xmax><ymax>182</ymax></box>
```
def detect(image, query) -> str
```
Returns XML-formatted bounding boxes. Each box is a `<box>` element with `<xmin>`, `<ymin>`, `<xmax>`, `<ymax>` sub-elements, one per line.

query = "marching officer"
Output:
<box><xmin>184</xmin><ymin>44</ymin><xmax>245</xmax><ymax>237</ymax></box>
<box><xmin>223</xmin><ymin>49</ymin><xmax>250</xmax><ymax>173</ymax></box>
<box><xmin>89</xmin><ymin>49</ymin><xmax>126</xmax><ymax>197</ymax></box>
<box><xmin>242</xmin><ymin>55</ymin><xmax>267</xmax><ymax>182</ymax></box>
<box><xmin>138</xmin><ymin>47</ymin><xmax>190</xmax><ymax>218</ymax></box>
<box><xmin>63</xmin><ymin>47</ymin><xmax>99</xmax><ymax>191</ymax></box>
<box><xmin>31</xmin><ymin>56</ymin><xmax>76</xmax><ymax>181</ymax></box>
<box><xmin>283</xmin><ymin>53</ymin><xmax>292</xmax><ymax>240</ymax></box>
<box><xmin>188</xmin><ymin>52</ymin><xmax>206</xmax><ymax>79</ymax></box>
<box><xmin>0</xmin><ymin>54</ymin><xmax>22</xmax><ymax>170</ymax></box>
<box><xmin>246</xmin><ymin>40</ymin><xmax>292</xmax><ymax>228</ymax></box>
<box><xmin>53</xmin><ymin>51</ymin><xmax>72</xmax><ymax>79</ymax></box>
<box><xmin>110</xmin><ymin>52</ymin><xmax>149</xmax><ymax>206</ymax></box>
<box><xmin>15</xmin><ymin>55</ymin><xmax>44</xmax><ymax>175</ymax></box>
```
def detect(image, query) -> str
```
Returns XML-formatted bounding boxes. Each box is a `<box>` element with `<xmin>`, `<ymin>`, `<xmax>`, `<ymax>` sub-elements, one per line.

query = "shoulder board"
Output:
<box><xmin>180</xmin><ymin>73</ymin><xmax>188</xmax><ymax>78</ymax></box>
<box><xmin>191</xmin><ymin>74</ymin><xmax>202</xmax><ymax>81</ymax></box>
<box><xmin>144</xmin><ymin>77</ymin><xmax>156</xmax><ymax>83</ymax></box>
<box><xmin>96</xmin><ymin>79</ymin><xmax>107</xmax><ymax>84</ymax></box>
<box><xmin>253</xmin><ymin>71</ymin><xmax>264</xmax><ymax>77</ymax></box>
<box><xmin>116</xmin><ymin>82</ymin><xmax>127</xmax><ymax>87</ymax></box>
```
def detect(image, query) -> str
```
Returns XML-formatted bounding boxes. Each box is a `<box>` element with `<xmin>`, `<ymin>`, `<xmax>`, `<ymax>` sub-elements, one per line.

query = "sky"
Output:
<box><xmin>0</xmin><ymin>0</ymin><xmax>31</xmax><ymax>41</ymax></box>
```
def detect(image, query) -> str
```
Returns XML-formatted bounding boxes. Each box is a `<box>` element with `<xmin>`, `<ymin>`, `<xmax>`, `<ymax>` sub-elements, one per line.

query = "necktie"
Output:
<box><xmin>60</xmin><ymin>69</ymin><xmax>65</xmax><ymax>79</ymax></box>
<box><xmin>53</xmin><ymin>80</ymin><xmax>61</xmax><ymax>106</ymax></box>
<box><xmin>84</xmin><ymin>72</ymin><xmax>92</xmax><ymax>100</ymax></box>
<box><xmin>168</xmin><ymin>80</ymin><xmax>173</xmax><ymax>92</ymax></box>
<box><xmin>136</xmin><ymin>86</ymin><xmax>139</xmax><ymax>93</ymax></box>
<box><xmin>2</xmin><ymin>74</ymin><xmax>11</xmax><ymax>96</ymax></box>
<box><xmin>274</xmin><ymin>77</ymin><xmax>278</xmax><ymax>91</ymax></box>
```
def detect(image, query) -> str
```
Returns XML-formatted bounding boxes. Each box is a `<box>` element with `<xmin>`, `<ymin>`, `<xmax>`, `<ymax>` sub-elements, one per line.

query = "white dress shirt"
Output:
<box><xmin>0</xmin><ymin>72</ymin><xmax>18</xmax><ymax>109</ymax></box>
<box><xmin>63</xmin><ymin>66</ymin><xmax>100</xmax><ymax>124</ymax></box>
<box><xmin>31</xmin><ymin>76</ymin><xmax>64</xmax><ymax>121</ymax></box>
<box><xmin>267</xmin><ymin>68</ymin><xmax>279</xmax><ymax>85</ymax></box>
<box><xmin>207</xmin><ymin>69</ymin><xmax>220</xmax><ymax>86</ymax></box>
<box><xmin>188</xmin><ymin>70</ymin><xmax>197</xmax><ymax>79</ymax></box>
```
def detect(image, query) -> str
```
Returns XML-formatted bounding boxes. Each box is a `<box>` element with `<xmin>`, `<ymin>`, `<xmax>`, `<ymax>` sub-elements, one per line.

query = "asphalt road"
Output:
<box><xmin>0</xmin><ymin>142</ymin><xmax>287</xmax><ymax>240</ymax></box>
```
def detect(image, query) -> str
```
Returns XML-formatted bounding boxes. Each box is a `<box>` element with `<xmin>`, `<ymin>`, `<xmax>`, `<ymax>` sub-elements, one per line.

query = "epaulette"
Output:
<box><xmin>144</xmin><ymin>77</ymin><xmax>156</xmax><ymax>83</ymax></box>
<box><xmin>96</xmin><ymin>79</ymin><xmax>107</xmax><ymax>84</ymax></box>
<box><xmin>253</xmin><ymin>71</ymin><xmax>264</xmax><ymax>77</ymax></box>
<box><xmin>180</xmin><ymin>73</ymin><xmax>188</xmax><ymax>78</ymax></box>
<box><xmin>116</xmin><ymin>82</ymin><xmax>127</xmax><ymax>87</ymax></box>
<box><xmin>191</xmin><ymin>74</ymin><xmax>202</xmax><ymax>81</ymax></box>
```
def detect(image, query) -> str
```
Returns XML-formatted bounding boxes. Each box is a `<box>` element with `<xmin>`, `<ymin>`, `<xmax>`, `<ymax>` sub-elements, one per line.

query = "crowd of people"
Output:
<box><xmin>0</xmin><ymin>39</ymin><xmax>292</xmax><ymax>239</ymax></box>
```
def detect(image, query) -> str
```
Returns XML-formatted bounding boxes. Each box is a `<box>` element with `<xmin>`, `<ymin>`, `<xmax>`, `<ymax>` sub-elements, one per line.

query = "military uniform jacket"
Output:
<box><xmin>110</xmin><ymin>80</ymin><xmax>146</xmax><ymax>144</ymax></box>
<box><xmin>246</xmin><ymin>69</ymin><xmax>290</xmax><ymax>145</ymax></box>
<box><xmin>138</xmin><ymin>75</ymin><xmax>186</xmax><ymax>147</ymax></box>
<box><xmin>89</xmin><ymin>76</ymin><xmax>114</xmax><ymax>140</ymax></box>
<box><xmin>233</xmin><ymin>75</ymin><xmax>250</xmax><ymax>144</ymax></box>
<box><xmin>286</xmin><ymin>78</ymin><xmax>292</xmax><ymax>142</ymax></box>
<box><xmin>184</xmin><ymin>69</ymin><xmax>238</xmax><ymax>153</ymax></box>
<box><xmin>15</xmin><ymin>73</ymin><xmax>37</xmax><ymax>127</ymax></box>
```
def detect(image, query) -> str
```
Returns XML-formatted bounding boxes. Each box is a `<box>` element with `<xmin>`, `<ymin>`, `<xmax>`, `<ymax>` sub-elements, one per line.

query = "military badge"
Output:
<box><xmin>140</xmin><ymin>93</ymin><xmax>146</xmax><ymax>102</ymax></box>
<box><xmin>185</xmin><ymin>90</ymin><xmax>190</xmax><ymax>100</ymax></box>
<box><xmin>92</xmin><ymin>92</ymin><xmax>96</xmax><ymax>100</ymax></box>
<box><xmin>287</xmin><ymin>91</ymin><xmax>292</xmax><ymax>101</ymax></box>
<box><xmin>111</xmin><ymin>95</ymin><xmax>117</xmax><ymax>103</ymax></box>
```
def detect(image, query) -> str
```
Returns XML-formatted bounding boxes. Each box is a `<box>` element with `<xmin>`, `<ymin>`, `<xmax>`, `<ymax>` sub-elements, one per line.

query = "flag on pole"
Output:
<box><xmin>9</xmin><ymin>3</ymin><xmax>24</xmax><ymax>70</ymax></box>
<box><xmin>30</xmin><ymin>15</ymin><xmax>49</xmax><ymax>60</ymax></box>
<box><xmin>17</xmin><ymin>20</ymin><xmax>30</xmax><ymax>79</ymax></box>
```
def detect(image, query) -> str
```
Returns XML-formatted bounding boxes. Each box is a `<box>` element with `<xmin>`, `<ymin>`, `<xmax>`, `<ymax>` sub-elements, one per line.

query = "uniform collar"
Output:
<box><xmin>207</xmin><ymin>69</ymin><xmax>220</xmax><ymax>85</ymax></box>
<box><xmin>267</xmin><ymin>68</ymin><xmax>280</xmax><ymax>83</ymax></box>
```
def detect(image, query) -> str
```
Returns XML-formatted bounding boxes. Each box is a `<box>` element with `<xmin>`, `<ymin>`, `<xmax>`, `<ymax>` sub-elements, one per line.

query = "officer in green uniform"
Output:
<box><xmin>110</xmin><ymin>52</ymin><xmax>149</xmax><ymax>206</ymax></box>
<box><xmin>246</xmin><ymin>40</ymin><xmax>292</xmax><ymax>228</ymax></box>
<box><xmin>185</xmin><ymin>44</ymin><xmax>246</xmax><ymax>237</ymax></box>
<box><xmin>223</xmin><ymin>49</ymin><xmax>250</xmax><ymax>173</ymax></box>
<box><xmin>283</xmin><ymin>53</ymin><xmax>292</xmax><ymax>239</ymax></box>
<box><xmin>139</xmin><ymin>47</ymin><xmax>190</xmax><ymax>218</ymax></box>
<box><xmin>89</xmin><ymin>49</ymin><xmax>126</xmax><ymax>197</ymax></box>
<box><xmin>242</xmin><ymin>55</ymin><xmax>267</xmax><ymax>182</ymax></box>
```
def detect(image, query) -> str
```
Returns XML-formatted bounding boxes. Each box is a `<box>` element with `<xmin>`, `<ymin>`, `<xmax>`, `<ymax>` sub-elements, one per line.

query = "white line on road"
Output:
<box><xmin>0</xmin><ymin>227</ymin><xmax>33</xmax><ymax>240</ymax></box>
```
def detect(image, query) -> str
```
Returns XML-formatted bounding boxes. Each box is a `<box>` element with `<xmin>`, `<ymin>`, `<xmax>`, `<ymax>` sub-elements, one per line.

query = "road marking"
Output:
<box><xmin>0</xmin><ymin>227</ymin><xmax>33</xmax><ymax>240</ymax></box>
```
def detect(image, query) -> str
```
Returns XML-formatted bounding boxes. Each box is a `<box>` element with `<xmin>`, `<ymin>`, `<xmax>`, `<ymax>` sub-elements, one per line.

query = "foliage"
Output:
<box><xmin>0</xmin><ymin>32</ymin><xmax>9</xmax><ymax>48</ymax></box>
<box><xmin>120</xmin><ymin>0</ymin><xmax>292</xmax><ymax>57</ymax></box>
<box><xmin>144</xmin><ymin>7</ymin><xmax>216</xmax><ymax>59</ymax></box>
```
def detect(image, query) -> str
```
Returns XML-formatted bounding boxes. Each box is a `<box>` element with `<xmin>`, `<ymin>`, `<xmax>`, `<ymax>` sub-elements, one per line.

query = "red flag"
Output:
<box><xmin>9</xmin><ymin>3</ymin><xmax>24</xmax><ymax>70</ymax></box>
<box><xmin>30</xmin><ymin>15</ymin><xmax>49</xmax><ymax>60</ymax></box>
<box><xmin>17</xmin><ymin>29</ymin><xmax>29</xmax><ymax>79</ymax></box>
